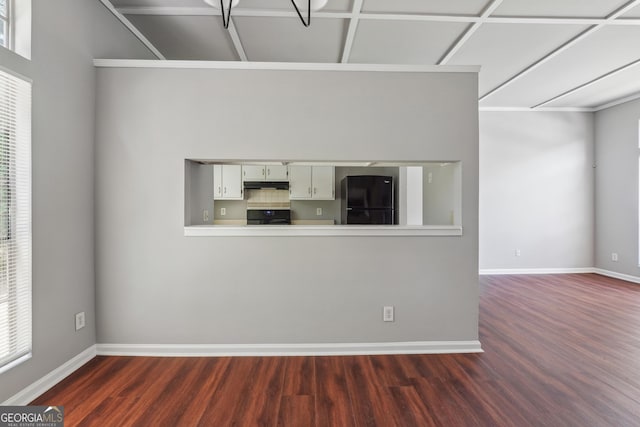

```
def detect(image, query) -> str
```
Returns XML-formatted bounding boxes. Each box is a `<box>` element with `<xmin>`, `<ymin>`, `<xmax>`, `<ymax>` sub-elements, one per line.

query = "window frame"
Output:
<box><xmin>0</xmin><ymin>0</ymin><xmax>11</xmax><ymax>50</ymax></box>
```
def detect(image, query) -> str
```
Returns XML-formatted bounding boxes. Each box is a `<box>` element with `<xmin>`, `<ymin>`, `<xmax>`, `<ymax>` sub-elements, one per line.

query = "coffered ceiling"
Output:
<box><xmin>102</xmin><ymin>0</ymin><xmax>640</xmax><ymax>111</ymax></box>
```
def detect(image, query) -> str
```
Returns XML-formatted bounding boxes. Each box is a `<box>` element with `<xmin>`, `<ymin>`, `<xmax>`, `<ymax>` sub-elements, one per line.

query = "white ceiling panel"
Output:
<box><xmin>236</xmin><ymin>0</ymin><xmax>352</xmax><ymax>12</ymax></box>
<box><xmin>448</xmin><ymin>23</ymin><xmax>587</xmax><ymax>95</ymax></box>
<box><xmin>543</xmin><ymin>63</ymin><xmax>640</xmax><ymax>108</ymax></box>
<box><xmin>111</xmin><ymin>0</ymin><xmax>352</xmax><ymax>10</ymax></box>
<box><xmin>480</xmin><ymin>25</ymin><xmax>640</xmax><ymax>107</ymax></box>
<box><xmin>361</xmin><ymin>0</ymin><xmax>490</xmax><ymax>16</ymax></box>
<box><xmin>492</xmin><ymin>0</ymin><xmax>630</xmax><ymax>18</ymax></box>
<box><xmin>349</xmin><ymin>20</ymin><xmax>469</xmax><ymax>65</ymax></box>
<box><xmin>621</xmin><ymin>4</ymin><xmax>640</xmax><ymax>18</ymax></box>
<box><xmin>234</xmin><ymin>17</ymin><xmax>347</xmax><ymax>62</ymax></box>
<box><xmin>111</xmin><ymin>0</ymin><xmax>208</xmax><ymax>6</ymax></box>
<box><xmin>126</xmin><ymin>15</ymin><xmax>238</xmax><ymax>60</ymax></box>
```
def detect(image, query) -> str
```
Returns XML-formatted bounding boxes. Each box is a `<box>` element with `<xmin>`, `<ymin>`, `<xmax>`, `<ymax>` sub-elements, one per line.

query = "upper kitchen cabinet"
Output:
<box><xmin>288</xmin><ymin>166</ymin><xmax>335</xmax><ymax>200</ymax></box>
<box><xmin>213</xmin><ymin>164</ymin><xmax>243</xmax><ymax>200</ymax></box>
<box><xmin>242</xmin><ymin>165</ymin><xmax>288</xmax><ymax>181</ymax></box>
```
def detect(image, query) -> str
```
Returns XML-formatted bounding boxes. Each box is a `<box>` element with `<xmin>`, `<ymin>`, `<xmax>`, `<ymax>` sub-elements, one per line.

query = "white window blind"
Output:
<box><xmin>0</xmin><ymin>68</ymin><xmax>31</xmax><ymax>372</ymax></box>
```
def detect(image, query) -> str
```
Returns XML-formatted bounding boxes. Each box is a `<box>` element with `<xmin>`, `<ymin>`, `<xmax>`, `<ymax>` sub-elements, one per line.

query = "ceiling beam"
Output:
<box><xmin>532</xmin><ymin>58</ymin><xmax>640</xmax><ymax>108</ymax></box>
<box><xmin>480</xmin><ymin>0</ymin><xmax>640</xmax><ymax>101</ymax></box>
<box><xmin>117</xmin><ymin>7</ymin><xmax>352</xmax><ymax>19</ymax></box>
<box><xmin>227</xmin><ymin>18</ymin><xmax>248</xmax><ymax>62</ymax></box>
<box><xmin>99</xmin><ymin>0</ymin><xmax>165</xmax><ymax>60</ymax></box>
<box><xmin>341</xmin><ymin>0</ymin><xmax>364</xmax><ymax>63</ymax></box>
<box><xmin>438</xmin><ymin>0</ymin><xmax>505</xmax><ymax>65</ymax></box>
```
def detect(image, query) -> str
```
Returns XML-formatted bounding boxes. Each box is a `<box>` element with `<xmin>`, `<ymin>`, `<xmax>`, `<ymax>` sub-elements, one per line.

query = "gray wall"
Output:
<box><xmin>95</xmin><ymin>68</ymin><xmax>479</xmax><ymax>344</ymax></box>
<box><xmin>595</xmin><ymin>99</ymin><xmax>640</xmax><ymax>277</ymax></box>
<box><xmin>0</xmin><ymin>0</ymin><xmax>153</xmax><ymax>403</ymax></box>
<box><xmin>479</xmin><ymin>112</ymin><xmax>595</xmax><ymax>270</ymax></box>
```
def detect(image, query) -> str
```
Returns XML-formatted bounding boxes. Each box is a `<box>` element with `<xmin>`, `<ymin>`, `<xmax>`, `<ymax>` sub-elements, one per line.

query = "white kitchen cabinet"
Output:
<box><xmin>213</xmin><ymin>164</ymin><xmax>243</xmax><ymax>200</ymax></box>
<box><xmin>242</xmin><ymin>165</ymin><xmax>266</xmax><ymax>181</ymax></box>
<box><xmin>265</xmin><ymin>165</ymin><xmax>288</xmax><ymax>181</ymax></box>
<box><xmin>288</xmin><ymin>165</ymin><xmax>335</xmax><ymax>200</ymax></box>
<box><xmin>311</xmin><ymin>166</ymin><xmax>335</xmax><ymax>200</ymax></box>
<box><xmin>288</xmin><ymin>166</ymin><xmax>312</xmax><ymax>199</ymax></box>
<box><xmin>242</xmin><ymin>165</ymin><xmax>288</xmax><ymax>181</ymax></box>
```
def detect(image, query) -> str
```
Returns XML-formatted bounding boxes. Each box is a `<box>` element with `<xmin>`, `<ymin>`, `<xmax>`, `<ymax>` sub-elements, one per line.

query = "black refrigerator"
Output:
<box><xmin>341</xmin><ymin>175</ymin><xmax>395</xmax><ymax>224</ymax></box>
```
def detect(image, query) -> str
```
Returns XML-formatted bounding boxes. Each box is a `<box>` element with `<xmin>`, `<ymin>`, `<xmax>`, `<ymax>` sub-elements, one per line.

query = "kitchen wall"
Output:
<box><xmin>479</xmin><ymin>112</ymin><xmax>595</xmax><ymax>271</ymax></box>
<box><xmin>95</xmin><ymin>67</ymin><xmax>479</xmax><ymax>346</ymax></box>
<box><xmin>186</xmin><ymin>160</ymin><xmax>214</xmax><ymax>226</ymax></box>
<box><xmin>333</xmin><ymin>166</ymin><xmax>399</xmax><ymax>224</ymax></box>
<box><xmin>185</xmin><ymin>164</ymin><xmax>436</xmax><ymax>225</ymax></box>
<box><xmin>423</xmin><ymin>163</ymin><xmax>458</xmax><ymax>225</ymax></box>
<box><xmin>0</xmin><ymin>0</ymin><xmax>154</xmax><ymax>403</ymax></box>
<box><xmin>594</xmin><ymin>100</ymin><xmax>640</xmax><ymax>278</ymax></box>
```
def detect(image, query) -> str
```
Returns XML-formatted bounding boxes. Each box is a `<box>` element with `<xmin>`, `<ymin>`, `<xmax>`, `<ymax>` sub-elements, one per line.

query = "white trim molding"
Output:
<box><xmin>593</xmin><ymin>268</ymin><xmax>640</xmax><ymax>284</ymax></box>
<box><xmin>97</xmin><ymin>341</ymin><xmax>482</xmax><ymax>357</ymax></box>
<box><xmin>93</xmin><ymin>59</ymin><xmax>480</xmax><ymax>73</ymax></box>
<box><xmin>480</xmin><ymin>267</ymin><xmax>640</xmax><ymax>286</ymax></box>
<box><xmin>594</xmin><ymin>91</ymin><xmax>640</xmax><ymax>111</ymax></box>
<box><xmin>2</xmin><ymin>346</ymin><xmax>97</xmax><ymax>406</ymax></box>
<box><xmin>479</xmin><ymin>267</ymin><xmax>595</xmax><ymax>275</ymax></box>
<box><xmin>479</xmin><ymin>106</ymin><xmax>596</xmax><ymax>112</ymax></box>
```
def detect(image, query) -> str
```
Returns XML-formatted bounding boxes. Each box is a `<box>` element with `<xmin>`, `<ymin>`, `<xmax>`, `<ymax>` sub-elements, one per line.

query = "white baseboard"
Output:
<box><xmin>479</xmin><ymin>267</ymin><xmax>640</xmax><ymax>285</ymax></box>
<box><xmin>593</xmin><ymin>268</ymin><xmax>640</xmax><ymax>284</ymax></box>
<box><xmin>97</xmin><ymin>340</ymin><xmax>483</xmax><ymax>357</ymax></box>
<box><xmin>2</xmin><ymin>345</ymin><xmax>97</xmax><ymax>406</ymax></box>
<box><xmin>479</xmin><ymin>267</ymin><xmax>595</xmax><ymax>275</ymax></box>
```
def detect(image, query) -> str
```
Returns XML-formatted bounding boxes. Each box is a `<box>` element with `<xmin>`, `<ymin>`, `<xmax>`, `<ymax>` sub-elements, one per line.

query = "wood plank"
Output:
<box><xmin>230</xmin><ymin>356</ymin><xmax>285</xmax><ymax>427</ymax></box>
<box><xmin>344</xmin><ymin>355</ymin><xmax>412</xmax><ymax>426</ymax></box>
<box><xmin>277</xmin><ymin>395</ymin><xmax>315</xmax><ymax>427</ymax></box>
<box><xmin>387</xmin><ymin>385</ymin><xmax>438</xmax><ymax>427</ymax></box>
<box><xmin>129</xmin><ymin>358</ymin><xmax>218</xmax><ymax>426</ymax></box>
<box><xmin>314</xmin><ymin>356</ymin><xmax>357</xmax><ymax>427</ymax></box>
<box><xmin>282</xmin><ymin>356</ymin><xmax>315</xmax><ymax>396</ymax></box>
<box><xmin>171</xmin><ymin>357</ymin><xmax>232</xmax><ymax>426</ymax></box>
<box><xmin>28</xmin><ymin>274</ymin><xmax>640</xmax><ymax>427</ymax></box>
<box><xmin>195</xmin><ymin>357</ymin><xmax>262</xmax><ymax>426</ymax></box>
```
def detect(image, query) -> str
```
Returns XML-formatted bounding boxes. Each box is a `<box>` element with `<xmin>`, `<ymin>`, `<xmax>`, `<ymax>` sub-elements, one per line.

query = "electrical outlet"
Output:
<box><xmin>515</xmin><ymin>249</ymin><xmax>521</xmax><ymax>257</ymax></box>
<box><xmin>220</xmin><ymin>207</ymin><xmax>226</xmax><ymax>216</ymax></box>
<box><xmin>428</xmin><ymin>172</ymin><xmax>433</xmax><ymax>184</ymax></box>
<box><xmin>611</xmin><ymin>252</ymin><xmax>618</xmax><ymax>262</ymax></box>
<box><xmin>316</xmin><ymin>207</ymin><xmax>322</xmax><ymax>216</ymax></box>
<box><xmin>383</xmin><ymin>306</ymin><xmax>394</xmax><ymax>322</ymax></box>
<box><xmin>75</xmin><ymin>312</ymin><xmax>85</xmax><ymax>331</ymax></box>
<box><xmin>203</xmin><ymin>210</ymin><xmax>209</xmax><ymax>222</ymax></box>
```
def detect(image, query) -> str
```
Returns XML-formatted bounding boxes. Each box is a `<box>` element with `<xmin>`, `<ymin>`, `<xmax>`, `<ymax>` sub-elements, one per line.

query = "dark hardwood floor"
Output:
<box><xmin>32</xmin><ymin>274</ymin><xmax>640</xmax><ymax>426</ymax></box>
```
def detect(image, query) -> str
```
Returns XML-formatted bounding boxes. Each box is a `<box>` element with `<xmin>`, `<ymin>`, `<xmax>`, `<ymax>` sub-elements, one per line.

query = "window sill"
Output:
<box><xmin>184</xmin><ymin>225</ymin><xmax>463</xmax><ymax>237</ymax></box>
<box><xmin>0</xmin><ymin>352</ymin><xmax>32</xmax><ymax>375</ymax></box>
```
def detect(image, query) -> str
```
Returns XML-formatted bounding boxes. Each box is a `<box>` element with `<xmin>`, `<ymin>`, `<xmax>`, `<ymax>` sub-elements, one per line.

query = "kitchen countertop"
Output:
<box><xmin>184</xmin><ymin>224</ymin><xmax>463</xmax><ymax>237</ymax></box>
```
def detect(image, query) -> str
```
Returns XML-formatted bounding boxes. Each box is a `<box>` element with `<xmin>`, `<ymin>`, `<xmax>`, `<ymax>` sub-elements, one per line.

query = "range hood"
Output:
<box><xmin>243</xmin><ymin>181</ymin><xmax>289</xmax><ymax>190</ymax></box>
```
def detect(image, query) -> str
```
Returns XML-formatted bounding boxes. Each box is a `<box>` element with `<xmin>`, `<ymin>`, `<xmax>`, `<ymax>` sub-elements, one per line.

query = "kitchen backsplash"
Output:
<box><xmin>246</xmin><ymin>189</ymin><xmax>290</xmax><ymax>209</ymax></box>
